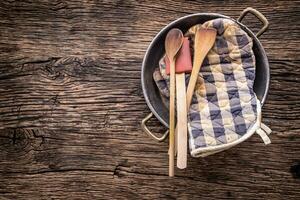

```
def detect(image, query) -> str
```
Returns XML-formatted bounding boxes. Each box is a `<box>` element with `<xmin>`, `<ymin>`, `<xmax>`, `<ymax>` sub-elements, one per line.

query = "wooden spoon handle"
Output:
<box><xmin>186</xmin><ymin>55</ymin><xmax>205</xmax><ymax>110</ymax></box>
<box><xmin>169</xmin><ymin>59</ymin><xmax>176</xmax><ymax>177</ymax></box>
<box><xmin>187</xmin><ymin>28</ymin><xmax>216</xmax><ymax>110</ymax></box>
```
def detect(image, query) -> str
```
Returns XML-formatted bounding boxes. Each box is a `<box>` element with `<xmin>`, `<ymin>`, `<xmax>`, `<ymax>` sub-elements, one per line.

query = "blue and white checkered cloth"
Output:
<box><xmin>153</xmin><ymin>18</ymin><xmax>271</xmax><ymax>157</ymax></box>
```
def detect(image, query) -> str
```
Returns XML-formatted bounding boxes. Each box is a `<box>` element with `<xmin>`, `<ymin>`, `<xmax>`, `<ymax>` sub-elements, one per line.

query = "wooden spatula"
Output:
<box><xmin>165</xmin><ymin>28</ymin><xmax>184</xmax><ymax>177</ymax></box>
<box><xmin>165</xmin><ymin>37</ymin><xmax>193</xmax><ymax>169</ymax></box>
<box><xmin>186</xmin><ymin>28</ymin><xmax>217</xmax><ymax>109</ymax></box>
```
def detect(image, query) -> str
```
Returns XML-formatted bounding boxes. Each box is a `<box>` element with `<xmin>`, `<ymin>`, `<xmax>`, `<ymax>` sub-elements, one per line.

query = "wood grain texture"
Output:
<box><xmin>0</xmin><ymin>0</ymin><xmax>299</xmax><ymax>199</ymax></box>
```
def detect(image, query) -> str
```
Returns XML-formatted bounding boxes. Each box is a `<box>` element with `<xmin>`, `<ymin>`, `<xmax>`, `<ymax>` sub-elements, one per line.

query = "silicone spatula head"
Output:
<box><xmin>165</xmin><ymin>28</ymin><xmax>184</xmax><ymax>62</ymax></box>
<box><xmin>165</xmin><ymin>37</ymin><xmax>193</xmax><ymax>75</ymax></box>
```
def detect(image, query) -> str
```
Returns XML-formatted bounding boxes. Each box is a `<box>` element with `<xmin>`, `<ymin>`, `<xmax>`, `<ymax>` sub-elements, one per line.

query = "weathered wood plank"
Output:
<box><xmin>0</xmin><ymin>128</ymin><xmax>299</xmax><ymax>200</ymax></box>
<box><xmin>0</xmin><ymin>0</ymin><xmax>299</xmax><ymax>199</ymax></box>
<box><xmin>0</xmin><ymin>0</ymin><xmax>299</xmax><ymax>63</ymax></box>
<box><xmin>0</xmin><ymin>58</ymin><xmax>299</xmax><ymax>130</ymax></box>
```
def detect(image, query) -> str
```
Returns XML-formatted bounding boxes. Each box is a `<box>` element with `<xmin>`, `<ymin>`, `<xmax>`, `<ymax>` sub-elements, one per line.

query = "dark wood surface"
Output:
<box><xmin>0</xmin><ymin>1</ymin><xmax>299</xmax><ymax>199</ymax></box>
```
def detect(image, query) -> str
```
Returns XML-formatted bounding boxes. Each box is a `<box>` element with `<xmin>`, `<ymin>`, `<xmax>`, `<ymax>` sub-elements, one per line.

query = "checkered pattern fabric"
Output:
<box><xmin>153</xmin><ymin>18</ymin><xmax>260</xmax><ymax>157</ymax></box>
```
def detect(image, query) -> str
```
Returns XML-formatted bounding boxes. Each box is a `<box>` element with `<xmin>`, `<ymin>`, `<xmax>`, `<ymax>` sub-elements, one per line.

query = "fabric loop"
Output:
<box><xmin>256</xmin><ymin>128</ymin><xmax>271</xmax><ymax>145</ymax></box>
<box><xmin>261</xmin><ymin>123</ymin><xmax>272</xmax><ymax>135</ymax></box>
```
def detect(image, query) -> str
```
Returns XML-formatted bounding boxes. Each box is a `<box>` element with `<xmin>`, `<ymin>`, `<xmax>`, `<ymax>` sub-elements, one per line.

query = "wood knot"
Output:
<box><xmin>113</xmin><ymin>159</ymin><xmax>129</xmax><ymax>178</ymax></box>
<box><xmin>0</xmin><ymin>129</ymin><xmax>45</xmax><ymax>154</ymax></box>
<box><xmin>290</xmin><ymin>162</ymin><xmax>300</xmax><ymax>179</ymax></box>
<box><xmin>0</xmin><ymin>129</ymin><xmax>30</xmax><ymax>153</ymax></box>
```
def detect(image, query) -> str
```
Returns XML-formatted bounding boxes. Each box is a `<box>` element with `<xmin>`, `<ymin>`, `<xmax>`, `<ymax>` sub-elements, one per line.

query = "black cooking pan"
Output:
<box><xmin>141</xmin><ymin>8</ymin><xmax>270</xmax><ymax>141</ymax></box>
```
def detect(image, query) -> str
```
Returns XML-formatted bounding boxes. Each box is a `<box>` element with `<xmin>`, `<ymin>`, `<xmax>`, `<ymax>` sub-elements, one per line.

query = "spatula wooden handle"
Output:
<box><xmin>176</xmin><ymin>73</ymin><xmax>188</xmax><ymax>169</ymax></box>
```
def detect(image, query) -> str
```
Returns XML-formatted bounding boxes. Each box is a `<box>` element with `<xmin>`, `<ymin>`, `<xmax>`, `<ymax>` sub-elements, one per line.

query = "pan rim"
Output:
<box><xmin>141</xmin><ymin>13</ymin><xmax>270</xmax><ymax>127</ymax></box>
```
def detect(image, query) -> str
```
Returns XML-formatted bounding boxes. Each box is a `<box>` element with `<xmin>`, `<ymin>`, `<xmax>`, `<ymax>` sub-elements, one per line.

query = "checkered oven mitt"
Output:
<box><xmin>153</xmin><ymin>18</ymin><xmax>271</xmax><ymax>157</ymax></box>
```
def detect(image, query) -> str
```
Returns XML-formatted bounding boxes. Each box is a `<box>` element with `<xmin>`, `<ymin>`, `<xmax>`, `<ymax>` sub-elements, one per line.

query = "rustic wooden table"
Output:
<box><xmin>0</xmin><ymin>1</ymin><xmax>299</xmax><ymax>199</ymax></box>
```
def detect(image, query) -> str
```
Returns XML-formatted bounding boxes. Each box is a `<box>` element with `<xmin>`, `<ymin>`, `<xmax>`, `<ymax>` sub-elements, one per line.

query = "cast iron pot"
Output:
<box><xmin>141</xmin><ymin>8</ymin><xmax>270</xmax><ymax>141</ymax></box>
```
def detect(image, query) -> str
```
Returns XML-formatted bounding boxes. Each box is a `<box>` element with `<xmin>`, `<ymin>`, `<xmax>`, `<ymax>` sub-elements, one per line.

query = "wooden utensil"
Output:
<box><xmin>165</xmin><ymin>28</ymin><xmax>184</xmax><ymax>177</ymax></box>
<box><xmin>186</xmin><ymin>28</ymin><xmax>217</xmax><ymax>109</ymax></box>
<box><xmin>175</xmin><ymin>66</ymin><xmax>188</xmax><ymax>169</ymax></box>
<box><xmin>165</xmin><ymin>38</ymin><xmax>193</xmax><ymax>169</ymax></box>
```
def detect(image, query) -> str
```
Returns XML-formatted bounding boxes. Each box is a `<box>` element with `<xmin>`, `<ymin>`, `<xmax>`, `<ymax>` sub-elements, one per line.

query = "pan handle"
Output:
<box><xmin>141</xmin><ymin>112</ymin><xmax>169</xmax><ymax>142</ymax></box>
<box><xmin>237</xmin><ymin>7</ymin><xmax>269</xmax><ymax>38</ymax></box>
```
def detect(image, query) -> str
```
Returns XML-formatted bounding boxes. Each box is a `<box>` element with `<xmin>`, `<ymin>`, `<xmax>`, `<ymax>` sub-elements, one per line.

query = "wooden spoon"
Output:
<box><xmin>165</xmin><ymin>28</ymin><xmax>184</xmax><ymax>177</ymax></box>
<box><xmin>186</xmin><ymin>28</ymin><xmax>217</xmax><ymax>110</ymax></box>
